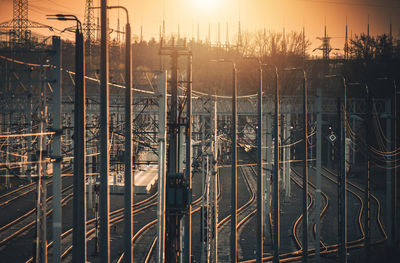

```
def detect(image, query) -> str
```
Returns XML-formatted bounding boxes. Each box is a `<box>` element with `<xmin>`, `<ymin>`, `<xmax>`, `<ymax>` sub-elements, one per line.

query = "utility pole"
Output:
<box><xmin>256</xmin><ymin>67</ymin><xmax>263</xmax><ymax>263</ymax></box>
<box><xmin>72</xmin><ymin>19</ymin><xmax>87</xmax><ymax>263</ymax></box>
<box><xmin>231</xmin><ymin>64</ymin><xmax>238</xmax><ymax>263</ymax></box>
<box><xmin>394</xmin><ymin>79</ymin><xmax>399</xmax><ymax>247</ymax></box>
<box><xmin>47</xmin><ymin>15</ymin><xmax>87</xmax><ymax>262</ymax></box>
<box><xmin>265</xmin><ymin>113</ymin><xmax>272</xmax><ymax>243</ymax></box>
<box><xmin>27</xmin><ymin>69</ymin><xmax>32</xmax><ymax>183</ymax></box>
<box><xmin>364</xmin><ymin>85</ymin><xmax>372</xmax><ymax>262</ymax></box>
<box><xmin>50</xmin><ymin>36</ymin><xmax>62</xmax><ymax>263</ymax></box>
<box><xmin>183</xmin><ymin>52</ymin><xmax>193</xmax><ymax>263</ymax></box>
<box><xmin>36</xmin><ymin>68</ymin><xmax>48</xmax><ymax>263</ymax></box>
<box><xmin>212</xmin><ymin>95</ymin><xmax>218</xmax><ymax>263</ymax></box>
<box><xmin>281</xmin><ymin>114</ymin><xmax>286</xmax><ymax>193</ymax></box>
<box><xmin>100</xmin><ymin>1</ymin><xmax>110</xmax><ymax>262</ymax></box>
<box><xmin>340</xmin><ymin>78</ymin><xmax>347</xmax><ymax>263</ymax></box>
<box><xmin>157</xmin><ymin>71</ymin><xmax>167</xmax><ymax>263</ymax></box>
<box><xmin>210</xmin><ymin>59</ymin><xmax>238</xmax><ymax>262</ymax></box>
<box><xmin>285</xmin><ymin>109</ymin><xmax>291</xmax><ymax>200</ymax></box>
<box><xmin>315</xmin><ymin>88</ymin><xmax>322</xmax><ymax>262</ymax></box>
<box><xmin>123</xmin><ymin>8</ymin><xmax>133</xmax><ymax>262</ymax></box>
<box><xmin>201</xmin><ymin>120</ymin><xmax>206</xmax><ymax>263</ymax></box>
<box><xmin>394</xmin><ymin>80</ymin><xmax>399</xmax><ymax>246</ymax></box>
<box><xmin>160</xmin><ymin>39</ymin><xmax>192</xmax><ymax>263</ymax></box>
<box><xmin>272</xmin><ymin>67</ymin><xmax>280</xmax><ymax>263</ymax></box>
<box><xmin>167</xmin><ymin>46</ymin><xmax>180</xmax><ymax>262</ymax></box>
<box><xmin>385</xmin><ymin>98</ymin><xmax>392</xmax><ymax>245</ymax></box>
<box><xmin>302</xmin><ymin>71</ymin><xmax>308</xmax><ymax>263</ymax></box>
<box><xmin>200</xmin><ymin>122</ymin><xmax>208</xmax><ymax>263</ymax></box>
<box><xmin>337</xmin><ymin>96</ymin><xmax>344</xmax><ymax>263</ymax></box>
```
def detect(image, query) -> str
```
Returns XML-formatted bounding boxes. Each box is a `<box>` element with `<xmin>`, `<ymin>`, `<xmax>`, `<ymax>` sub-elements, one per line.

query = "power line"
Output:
<box><xmin>297</xmin><ymin>0</ymin><xmax>400</xmax><ymax>9</ymax></box>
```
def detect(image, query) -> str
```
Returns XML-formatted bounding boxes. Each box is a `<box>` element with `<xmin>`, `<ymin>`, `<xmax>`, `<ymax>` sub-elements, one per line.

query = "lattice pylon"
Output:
<box><xmin>12</xmin><ymin>0</ymin><xmax>30</xmax><ymax>44</ymax></box>
<box><xmin>84</xmin><ymin>0</ymin><xmax>96</xmax><ymax>57</ymax></box>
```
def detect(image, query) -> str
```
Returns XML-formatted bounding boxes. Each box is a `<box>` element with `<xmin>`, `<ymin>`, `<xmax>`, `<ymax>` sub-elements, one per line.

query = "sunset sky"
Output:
<box><xmin>0</xmin><ymin>0</ymin><xmax>399</xmax><ymax>55</ymax></box>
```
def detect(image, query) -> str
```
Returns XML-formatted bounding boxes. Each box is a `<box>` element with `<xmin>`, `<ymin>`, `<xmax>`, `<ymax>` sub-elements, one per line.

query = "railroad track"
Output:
<box><xmin>0</xmin><ymin>181</ymin><xmax>37</xmax><ymax>208</ymax></box>
<box><xmin>312</xmin><ymin>167</ymin><xmax>365</xmax><ymax>247</ymax></box>
<box><xmin>290</xmin><ymin>168</ymin><xmax>328</xmax><ymax>253</ymax></box>
<box><xmin>13</xmin><ymin>163</ymin><xmax>386</xmax><ymax>262</ymax></box>
<box><xmin>0</xmin><ymin>168</ymin><xmax>73</xmax><ymax>235</ymax></box>
<box><xmin>0</xmin><ymin>182</ymin><xmax>74</xmax><ymax>248</ymax></box>
<box><xmin>115</xmin><ymin>194</ymin><xmax>204</xmax><ymax>263</ymax></box>
<box><xmin>246</xmin><ymin>166</ymin><xmax>386</xmax><ymax>262</ymax></box>
<box><xmin>0</xmin><ymin>165</ymin><xmax>73</xmax><ymax>210</ymax></box>
<box><xmin>216</xmin><ymin>165</ymin><xmax>256</xmax><ymax>262</ymax></box>
<box><xmin>235</xmin><ymin>165</ymin><xmax>321</xmax><ymax>262</ymax></box>
<box><xmin>322</xmin><ymin>167</ymin><xmax>387</xmax><ymax>245</ymax></box>
<box><xmin>121</xmin><ymin>170</ymin><xmax>222</xmax><ymax>263</ymax></box>
<box><xmin>23</xmin><ymin>191</ymin><xmax>159</xmax><ymax>262</ymax></box>
<box><xmin>242</xmin><ymin>165</ymin><xmax>368</xmax><ymax>263</ymax></box>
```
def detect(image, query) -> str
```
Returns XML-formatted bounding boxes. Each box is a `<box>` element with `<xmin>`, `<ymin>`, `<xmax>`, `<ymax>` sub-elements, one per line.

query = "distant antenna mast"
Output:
<box><xmin>162</xmin><ymin>0</ymin><xmax>166</xmax><ymax>38</ymax></box>
<box><xmin>302</xmin><ymin>26</ymin><xmax>306</xmax><ymax>58</ymax></box>
<box><xmin>197</xmin><ymin>24</ymin><xmax>200</xmax><ymax>43</ymax></box>
<box><xmin>140</xmin><ymin>25</ymin><xmax>143</xmax><ymax>43</ymax></box>
<box><xmin>344</xmin><ymin>18</ymin><xmax>348</xmax><ymax>60</ymax></box>
<box><xmin>218</xmin><ymin>22</ymin><xmax>221</xmax><ymax>47</ymax></box>
<box><xmin>282</xmin><ymin>27</ymin><xmax>286</xmax><ymax>56</ymax></box>
<box><xmin>226</xmin><ymin>23</ymin><xmax>229</xmax><ymax>49</ymax></box>
<box><xmin>237</xmin><ymin>20</ymin><xmax>242</xmax><ymax>52</ymax></box>
<box><xmin>208</xmin><ymin>23</ymin><xmax>211</xmax><ymax>46</ymax></box>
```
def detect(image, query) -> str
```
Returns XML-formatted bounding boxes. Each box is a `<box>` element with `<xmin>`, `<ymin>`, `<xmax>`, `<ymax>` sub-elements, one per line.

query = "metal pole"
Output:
<box><xmin>156</xmin><ymin>71</ymin><xmax>167</xmax><ymax>262</ymax></box>
<box><xmin>273</xmin><ymin>68</ymin><xmax>280</xmax><ymax>263</ymax></box>
<box><xmin>256</xmin><ymin>67</ymin><xmax>263</xmax><ymax>263</ymax></box>
<box><xmin>166</xmin><ymin>48</ymin><xmax>180</xmax><ymax>263</ymax></box>
<box><xmin>183</xmin><ymin>53</ymin><xmax>193</xmax><ymax>263</ymax></box>
<box><xmin>352</xmin><ymin>103</ymin><xmax>356</xmax><ymax>172</ymax></box>
<box><xmin>206</xmin><ymin>154</ymin><xmax>211</xmax><ymax>261</ymax></box>
<box><xmin>302</xmin><ymin>72</ymin><xmax>308</xmax><ymax>263</ymax></box>
<box><xmin>72</xmin><ymin>27</ymin><xmax>86</xmax><ymax>263</ymax></box>
<box><xmin>286</xmin><ymin>109</ymin><xmax>291</xmax><ymax>199</ymax></box>
<box><xmin>51</xmin><ymin>36</ymin><xmax>62</xmax><ymax>263</ymax></box>
<box><xmin>364</xmin><ymin>85</ymin><xmax>371</xmax><ymax>262</ymax></box>
<box><xmin>36</xmin><ymin>69</ymin><xmax>48</xmax><ymax>263</ymax></box>
<box><xmin>87</xmin><ymin>115</ymin><xmax>93</xmax><ymax>211</ymax></box>
<box><xmin>100</xmin><ymin>1</ymin><xmax>110</xmax><ymax>262</ymax></box>
<box><xmin>201</xmin><ymin>119</ymin><xmax>206</xmax><ymax>263</ymax></box>
<box><xmin>124</xmin><ymin>22</ymin><xmax>133</xmax><ymax>263</ymax></box>
<box><xmin>337</xmin><ymin>97</ymin><xmax>344</xmax><ymax>262</ymax></box>
<box><xmin>157</xmin><ymin>71</ymin><xmax>167</xmax><ymax>263</ymax></box>
<box><xmin>315</xmin><ymin>88</ymin><xmax>322</xmax><ymax>262</ymax></box>
<box><xmin>394</xmin><ymin>81</ymin><xmax>398</xmax><ymax>246</ymax></box>
<box><xmin>385</xmin><ymin>99</ymin><xmax>392</xmax><ymax>244</ymax></box>
<box><xmin>213</xmin><ymin>96</ymin><xmax>218</xmax><ymax>263</ymax></box>
<box><xmin>340</xmin><ymin>78</ymin><xmax>347</xmax><ymax>263</ymax></box>
<box><xmin>27</xmin><ymin>69</ymin><xmax>32</xmax><ymax>183</ymax></box>
<box><xmin>265</xmin><ymin>113</ymin><xmax>272</xmax><ymax>242</ymax></box>
<box><xmin>231</xmin><ymin>64</ymin><xmax>238</xmax><ymax>263</ymax></box>
<box><xmin>281</xmin><ymin>113</ymin><xmax>286</xmax><ymax>193</ymax></box>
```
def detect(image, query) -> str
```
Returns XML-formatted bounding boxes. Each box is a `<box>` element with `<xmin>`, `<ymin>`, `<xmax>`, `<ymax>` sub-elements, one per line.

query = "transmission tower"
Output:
<box><xmin>12</xmin><ymin>0</ymin><xmax>29</xmax><ymax>43</ymax></box>
<box><xmin>0</xmin><ymin>0</ymin><xmax>56</xmax><ymax>47</ymax></box>
<box><xmin>313</xmin><ymin>25</ymin><xmax>339</xmax><ymax>60</ymax></box>
<box><xmin>84</xmin><ymin>0</ymin><xmax>96</xmax><ymax>58</ymax></box>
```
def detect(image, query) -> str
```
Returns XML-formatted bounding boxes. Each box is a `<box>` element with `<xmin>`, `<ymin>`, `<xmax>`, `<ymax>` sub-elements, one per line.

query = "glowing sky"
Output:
<box><xmin>0</xmin><ymin>0</ymin><xmax>399</xmax><ymax>54</ymax></box>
